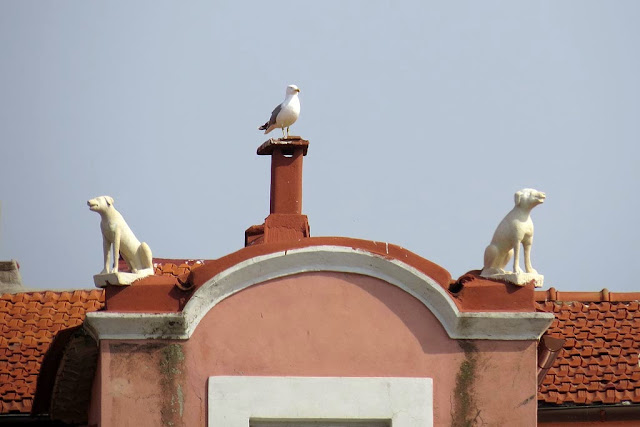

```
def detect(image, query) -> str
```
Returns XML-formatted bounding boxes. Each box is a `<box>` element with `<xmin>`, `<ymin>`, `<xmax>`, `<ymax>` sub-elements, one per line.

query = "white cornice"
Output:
<box><xmin>84</xmin><ymin>245</ymin><xmax>554</xmax><ymax>341</ymax></box>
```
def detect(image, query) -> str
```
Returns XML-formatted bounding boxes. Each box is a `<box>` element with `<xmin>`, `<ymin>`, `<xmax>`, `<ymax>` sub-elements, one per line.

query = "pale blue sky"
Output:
<box><xmin>0</xmin><ymin>1</ymin><xmax>638</xmax><ymax>291</ymax></box>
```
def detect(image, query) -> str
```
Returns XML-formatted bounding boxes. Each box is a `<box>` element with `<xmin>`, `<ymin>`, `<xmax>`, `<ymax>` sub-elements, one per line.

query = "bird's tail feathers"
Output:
<box><xmin>259</xmin><ymin>122</ymin><xmax>274</xmax><ymax>134</ymax></box>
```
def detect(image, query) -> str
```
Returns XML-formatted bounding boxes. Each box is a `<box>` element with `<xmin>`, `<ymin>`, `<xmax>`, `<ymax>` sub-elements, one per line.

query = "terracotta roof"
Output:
<box><xmin>111</xmin><ymin>257</ymin><xmax>206</xmax><ymax>278</ymax></box>
<box><xmin>536</xmin><ymin>289</ymin><xmax>640</xmax><ymax>406</ymax></box>
<box><xmin>152</xmin><ymin>258</ymin><xmax>205</xmax><ymax>278</ymax></box>
<box><xmin>0</xmin><ymin>290</ymin><xmax>104</xmax><ymax>414</ymax></box>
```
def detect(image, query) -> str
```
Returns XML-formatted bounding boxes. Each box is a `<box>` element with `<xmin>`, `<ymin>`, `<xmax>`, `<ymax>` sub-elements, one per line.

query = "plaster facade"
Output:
<box><xmin>89</xmin><ymin>272</ymin><xmax>539</xmax><ymax>426</ymax></box>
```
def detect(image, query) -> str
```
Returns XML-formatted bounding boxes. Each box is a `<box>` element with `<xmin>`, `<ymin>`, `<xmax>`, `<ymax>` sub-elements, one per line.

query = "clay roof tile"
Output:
<box><xmin>570</xmin><ymin>302</ymin><xmax>584</xmax><ymax>312</ymax></box>
<box><xmin>575</xmin><ymin>390</ymin><xmax>588</xmax><ymax>404</ymax></box>
<box><xmin>586</xmin><ymin>310</ymin><xmax>599</xmax><ymax>320</ymax></box>
<box><xmin>57</xmin><ymin>292</ymin><xmax>72</xmax><ymax>302</ymax></box>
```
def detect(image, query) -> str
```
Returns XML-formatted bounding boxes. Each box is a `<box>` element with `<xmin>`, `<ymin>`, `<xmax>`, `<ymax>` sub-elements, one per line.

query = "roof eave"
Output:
<box><xmin>538</xmin><ymin>403</ymin><xmax>640</xmax><ymax>423</ymax></box>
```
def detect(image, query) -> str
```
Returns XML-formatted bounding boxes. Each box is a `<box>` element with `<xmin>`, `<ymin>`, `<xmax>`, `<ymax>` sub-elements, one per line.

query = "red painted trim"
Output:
<box><xmin>189</xmin><ymin>236</ymin><xmax>451</xmax><ymax>290</ymax></box>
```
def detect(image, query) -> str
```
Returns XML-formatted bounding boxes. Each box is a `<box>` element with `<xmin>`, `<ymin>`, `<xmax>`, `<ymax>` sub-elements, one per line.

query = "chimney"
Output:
<box><xmin>245</xmin><ymin>137</ymin><xmax>311</xmax><ymax>246</ymax></box>
<box><xmin>0</xmin><ymin>260</ymin><xmax>25</xmax><ymax>294</ymax></box>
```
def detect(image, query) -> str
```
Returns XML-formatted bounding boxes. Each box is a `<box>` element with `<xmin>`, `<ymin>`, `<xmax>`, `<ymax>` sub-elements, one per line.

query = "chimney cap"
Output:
<box><xmin>257</xmin><ymin>137</ymin><xmax>309</xmax><ymax>156</ymax></box>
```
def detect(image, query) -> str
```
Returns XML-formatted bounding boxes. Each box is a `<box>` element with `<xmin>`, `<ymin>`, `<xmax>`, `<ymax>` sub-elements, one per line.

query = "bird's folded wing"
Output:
<box><xmin>266</xmin><ymin>103</ymin><xmax>282</xmax><ymax>127</ymax></box>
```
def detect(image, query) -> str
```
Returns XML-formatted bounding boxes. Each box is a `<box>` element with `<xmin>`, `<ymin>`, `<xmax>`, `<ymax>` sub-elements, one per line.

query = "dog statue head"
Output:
<box><xmin>87</xmin><ymin>196</ymin><xmax>115</xmax><ymax>213</ymax></box>
<box><xmin>514</xmin><ymin>188</ymin><xmax>546</xmax><ymax>209</ymax></box>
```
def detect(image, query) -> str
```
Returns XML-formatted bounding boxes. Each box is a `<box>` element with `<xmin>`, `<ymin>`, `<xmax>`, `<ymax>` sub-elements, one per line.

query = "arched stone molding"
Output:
<box><xmin>84</xmin><ymin>245</ymin><xmax>554</xmax><ymax>341</ymax></box>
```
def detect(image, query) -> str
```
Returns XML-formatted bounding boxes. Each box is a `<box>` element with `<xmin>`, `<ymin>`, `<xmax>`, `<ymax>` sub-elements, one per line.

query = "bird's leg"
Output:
<box><xmin>281</xmin><ymin>128</ymin><xmax>286</xmax><ymax>138</ymax></box>
<box><xmin>286</xmin><ymin>127</ymin><xmax>290</xmax><ymax>138</ymax></box>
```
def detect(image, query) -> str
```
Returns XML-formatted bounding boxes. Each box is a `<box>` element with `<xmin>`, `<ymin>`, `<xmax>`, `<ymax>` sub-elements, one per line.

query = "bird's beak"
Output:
<box><xmin>295</xmin><ymin>88</ymin><xmax>301</xmax><ymax>93</ymax></box>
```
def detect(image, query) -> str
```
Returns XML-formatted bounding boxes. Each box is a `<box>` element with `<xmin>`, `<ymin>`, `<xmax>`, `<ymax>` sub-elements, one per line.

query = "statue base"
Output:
<box><xmin>93</xmin><ymin>268</ymin><xmax>154</xmax><ymax>288</ymax></box>
<box><xmin>480</xmin><ymin>271</ymin><xmax>544</xmax><ymax>288</ymax></box>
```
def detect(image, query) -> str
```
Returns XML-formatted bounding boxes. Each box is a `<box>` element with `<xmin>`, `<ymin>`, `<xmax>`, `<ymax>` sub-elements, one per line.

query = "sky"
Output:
<box><xmin>0</xmin><ymin>1</ymin><xmax>638</xmax><ymax>292</ymax></box>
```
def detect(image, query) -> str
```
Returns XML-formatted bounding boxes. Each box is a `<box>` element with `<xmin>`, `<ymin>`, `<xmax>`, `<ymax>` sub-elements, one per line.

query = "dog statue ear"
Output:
<box><xmin>104</xmin><ymin>196</ymin><xmax>114</xmax><ymax>207</ymax></box>
<box><xmin>514</xmin><ymin>190</ymin><xmax>523</xmax><ymax>206</ymax></box>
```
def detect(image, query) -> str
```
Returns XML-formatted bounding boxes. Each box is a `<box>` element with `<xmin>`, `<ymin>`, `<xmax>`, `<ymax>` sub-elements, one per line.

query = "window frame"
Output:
<box><xmin>208</xmin><ymin>376</ymin><xmax>433</xmax><ymax>427</ymax></box>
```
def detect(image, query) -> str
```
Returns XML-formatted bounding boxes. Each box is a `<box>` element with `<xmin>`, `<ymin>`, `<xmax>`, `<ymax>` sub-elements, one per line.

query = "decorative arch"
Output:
<box><xmin>85</xmin><ymin>246</ymin><xmax>553</xmax><ymax>340</ymax></box>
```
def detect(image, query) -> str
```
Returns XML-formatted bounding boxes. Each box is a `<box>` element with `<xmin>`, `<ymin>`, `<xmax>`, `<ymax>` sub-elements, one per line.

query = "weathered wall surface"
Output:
<box><xmin>93</xmin><ymin>341</ymin><xmax>193</xmax><ymax>427</ymax></box>
<box><xmin>87</xmin><ymin>356</ymin><xmax>101</xmax><ymax>426</ymax></box>
<box><xmin>94</xmin><ymin>272</ymin><xmax>537</xmax><ymax>426</ymax></box>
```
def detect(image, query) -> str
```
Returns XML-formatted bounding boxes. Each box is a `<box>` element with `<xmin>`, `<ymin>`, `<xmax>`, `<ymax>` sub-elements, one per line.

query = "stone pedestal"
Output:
<box><xmin>93</xmin><ymin>268</ymin><xmax>154</xmax><ymax>287</ymax></box>
<box><xmin>480</xmin><ymin>271</ymin><xmax>544</xmax><ymax>288</ymax></box>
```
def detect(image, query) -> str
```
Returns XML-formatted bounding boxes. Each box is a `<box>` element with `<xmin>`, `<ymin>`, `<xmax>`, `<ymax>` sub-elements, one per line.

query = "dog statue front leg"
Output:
<box><xmin>101</xmin><ymin>237</ymin><xmax>111</xmax><ymax>274</ymax></box>
<box><xmin>112</xmin><ymin>229</ymin><xmax>121</xmax><ymax>273</ymax></box>
<box><xmin>523</xmin><ymin>239</ymin><xmax>537</xmax><ymax>274</ymax></box>
<box><xmin>512</xmin><ymin>242</ymin><xmax>522</xmax><ymax>274</ymax></box>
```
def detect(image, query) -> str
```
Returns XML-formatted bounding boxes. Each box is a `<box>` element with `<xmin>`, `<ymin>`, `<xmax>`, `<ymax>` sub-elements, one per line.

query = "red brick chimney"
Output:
<box><xmin>245</xmin><ymin>137</ymin><xmax>310</xmax><ymax>246</ymax></box>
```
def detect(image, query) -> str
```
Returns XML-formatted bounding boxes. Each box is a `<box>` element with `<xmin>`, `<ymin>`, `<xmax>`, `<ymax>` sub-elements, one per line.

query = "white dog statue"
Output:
<box><xmin>480</xmin><ymin>188</ymin><xmax>546</xmax><ymax>287</ymax></box>
<box><xmin>88</xmin><ymin>196</ymin><xmax>153</xmax><ymax>286</ymax></box>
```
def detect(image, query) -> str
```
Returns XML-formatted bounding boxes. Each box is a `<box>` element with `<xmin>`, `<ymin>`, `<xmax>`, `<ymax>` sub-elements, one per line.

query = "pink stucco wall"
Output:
<box><xmin>91</xmin><ymin>272</ymin><xmax>538</xmax><ymax>426</ymax></box>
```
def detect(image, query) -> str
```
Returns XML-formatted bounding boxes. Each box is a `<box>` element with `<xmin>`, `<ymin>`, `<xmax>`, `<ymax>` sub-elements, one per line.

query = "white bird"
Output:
<box><xmin>258</xmin><ymin>84</ymin><xmax>301</xmax><ymax>138</ymax></box>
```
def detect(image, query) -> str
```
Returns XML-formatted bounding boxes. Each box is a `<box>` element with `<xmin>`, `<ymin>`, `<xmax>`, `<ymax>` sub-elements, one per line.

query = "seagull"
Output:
<box><xmin>258</xmin><ymin>84</ymin><xmax>301</xmax><ymax>138</ymax></box>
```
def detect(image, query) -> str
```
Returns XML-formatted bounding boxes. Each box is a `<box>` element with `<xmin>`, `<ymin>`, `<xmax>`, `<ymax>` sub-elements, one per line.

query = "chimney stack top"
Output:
<box><xmin>257</xmin><ymin>137</ymin><xmax>309</xmax><ymax>156</ymax></box>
